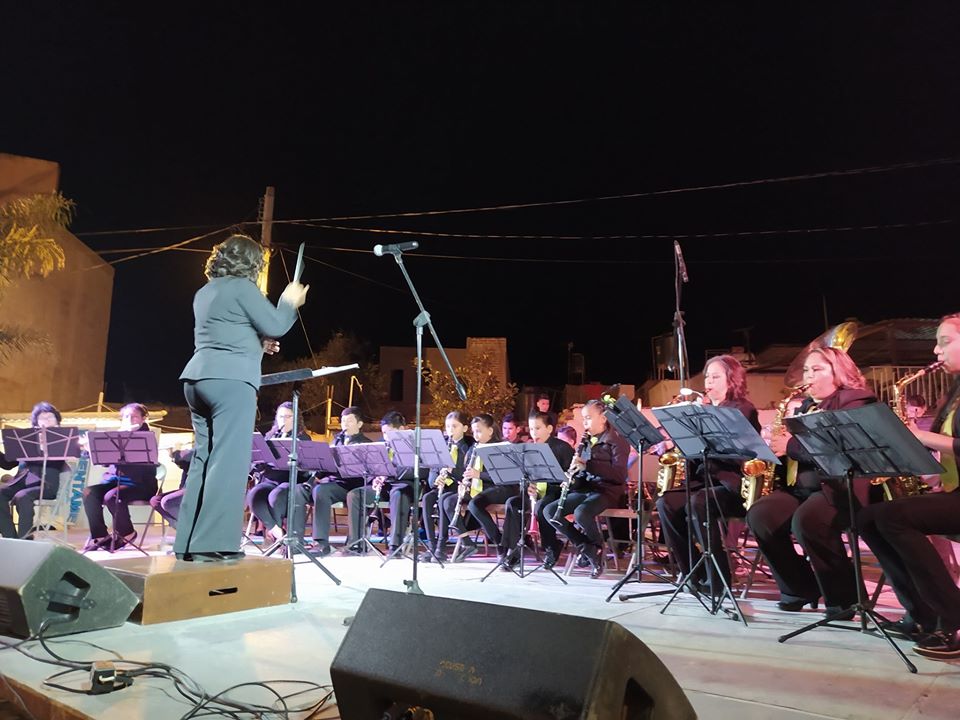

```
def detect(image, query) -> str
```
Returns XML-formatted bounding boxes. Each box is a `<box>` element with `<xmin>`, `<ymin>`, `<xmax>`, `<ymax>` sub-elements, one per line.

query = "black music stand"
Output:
<box><xmin>263</xmin><ymin>438</ymin><xmax>332</xmax><ymax>556</ymax></box>
<box><xmin>332</xmin><ymin>442</ymin><xmax>395</xmax><ymax>557</ymax></box>
<box><xmin>260</xmin><ymin>366</ymin><xmax>359</xmax><ymax>598</ymax></box>
<box><xmin>380</xmin><ymin>429</ymin><xmax>453</xmax><ymax>567</ymax></box>
<box><xmin>476</xmin><ymin>442</ymin><xmax>568</xmax><ymax>584</ymax></box>
<box><xmin>777</xmin><ymin>403</ymin><xmax>944</xmax><ymax>673</ymax></box>
<box><xmin>599</xmin><ymin>396</ymin><xmax>676</xmax><ymax>603</ymax></box>
<box><xmin>653</xmin><ymin>403</ymin><xmax>777</xmax><ymax>626</ymax></box>
<box><xmin>1</xmin><ymin>427</ymin><xmax>81</xmax><ymax>540</ymax></box>
<box><xmin>86</xmin><ymin>430</ymin><xmax>158</xmax><ymax>555</ymax></box>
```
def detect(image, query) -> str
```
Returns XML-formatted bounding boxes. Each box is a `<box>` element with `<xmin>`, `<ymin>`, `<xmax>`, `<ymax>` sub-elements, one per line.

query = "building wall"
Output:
<box><xmin>0</xmin><ymin>154</ymin><xmax>114</xmax><ymax>411</ymax></box>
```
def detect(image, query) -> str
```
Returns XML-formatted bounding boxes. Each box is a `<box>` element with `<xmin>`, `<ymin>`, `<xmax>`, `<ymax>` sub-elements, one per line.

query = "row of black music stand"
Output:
<box><xmin>601</xmin><ymin>395</ymin><xmax>941</xmax><ymax>673</ymax></box>
<box><xmin>1</xmin><ymin>427</ymin><xmax>159</xmax><ymax>549</ymax></box>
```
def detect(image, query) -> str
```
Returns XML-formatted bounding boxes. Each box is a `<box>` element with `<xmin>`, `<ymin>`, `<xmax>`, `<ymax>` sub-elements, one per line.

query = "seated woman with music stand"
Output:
<box><xmin>81</xmin><ymin>403</ymin><xmax>158</xmax><ymax>551</ymax></box>
<box><xmin>0</xmin><ymin>401</ymin><xmax>67</xmax><ymax>539</ymax></box>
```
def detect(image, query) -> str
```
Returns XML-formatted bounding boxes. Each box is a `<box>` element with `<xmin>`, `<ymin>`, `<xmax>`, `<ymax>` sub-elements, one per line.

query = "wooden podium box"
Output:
<box><xmin>99</xmin><ymin>555</ymin><xmax>293</xmax><ymax>624</ymax></box>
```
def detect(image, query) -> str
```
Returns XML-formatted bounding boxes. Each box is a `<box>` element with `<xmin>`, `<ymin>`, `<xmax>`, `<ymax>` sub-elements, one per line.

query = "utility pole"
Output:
<box><xmin>257</xmin><ymin>186</ymin><xmax>275</xmax><ymax>293</ymax></box>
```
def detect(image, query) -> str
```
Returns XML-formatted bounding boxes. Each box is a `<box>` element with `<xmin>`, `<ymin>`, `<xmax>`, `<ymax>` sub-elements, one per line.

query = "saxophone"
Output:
<box><xmin>656</xmin><ymin>451</ymin><xmax>686</xmax><ymax>496</ymax></box>
<box><xmin>741</xmin><ymin>383</ymin><xmax>809</xmax><ymax>510</ymax></box>
<box><xmin>551</xmin><ymin>434</ymin><xmax>591</xmax><ymax>522</ymax></box>
<box><xmin>877</xmin><ymin>360</ymin><xmax>944</xmax><ymax>500</ymax></box>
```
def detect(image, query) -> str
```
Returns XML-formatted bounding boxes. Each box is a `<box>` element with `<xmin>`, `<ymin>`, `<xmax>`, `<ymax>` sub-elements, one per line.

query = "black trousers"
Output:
<box><xmin>311</xmin><ymin>479</ymin><xmax>362</xmax><ymax>542</ymax></box>
<box><xmin>468</xmin><ymin>484</ymin><xmax>519</xmax><ymax>546</ymax></box>
<box><xmin>530</xmin><ymin>487</ymin><xmax>563</xmax><ymax>553</ymax></box>
<box><xmin>859</xmin><ymin>492</ymin><xmax>960</xmax><ymax>632</ymax></box>
<box><xmin>422</xmin><ymin>486</ymin><xmax>457</xmax><ymax>549</ymax></box>
<box><xmin>83</xmin><ymin>478</ymin><xmax>157</xmax><ymax>539</ymax></box>
<box><xmin>0</xmin><ymin>470</ymin><xmax>60</xmax><ymax>538</ymax></box>
<box><xmin>746</xmin><ymin>480</ymin><xmax>870</xmax><ymax>607</ymax></box>
<box><xmin>441</xmin><ymin>489</ymin><xmax>480</xmax><ymax>536</ymax></box>
<box><xmin>386</xmin><ymin>482</ymin><xmax>413</xmax><ymax>548</ymax></box>
<box><xmin>544</xmin><ymin>490</ymin><xmax>617</xmax><ymax>548</ymax></box>
<box><xmin>656</xmin><ymin>484</ymin><xmax>745</xmax><ymax>587</ymax></box>
<box><xmin>246</xmin><ymin>479</ymin><xmax>281</xmax><ymax>527</ymax></box>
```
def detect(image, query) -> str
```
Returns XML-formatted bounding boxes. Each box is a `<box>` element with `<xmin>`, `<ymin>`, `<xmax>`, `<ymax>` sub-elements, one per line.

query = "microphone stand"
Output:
<box><xmin>381</xmin><ymin>247</ymin><xmax>466</xmax><ymax>595</ymax></box>
<box><xmin>671</xmin><ymin>241</ymin><xmax>697</xmax><ymax>600</ymax></box>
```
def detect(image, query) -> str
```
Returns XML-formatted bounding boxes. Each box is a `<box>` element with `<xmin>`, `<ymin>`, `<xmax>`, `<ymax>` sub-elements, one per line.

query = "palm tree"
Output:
<box><xmin>0</xmin><ymin>191</ymin><xmax>72</xmax><ymax>363</ymax></box>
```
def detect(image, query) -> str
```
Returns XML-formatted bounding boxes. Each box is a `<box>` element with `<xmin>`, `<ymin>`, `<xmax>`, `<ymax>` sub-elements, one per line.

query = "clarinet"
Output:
<box><xmin>551</xmin><ymin>434</ymin><xmax>591</xmax><ymax>522</ymax></box>
<box><xmin>450</xmin><ymin>445</ymin><xmax>476</xmax><ymax>532</ymax></box>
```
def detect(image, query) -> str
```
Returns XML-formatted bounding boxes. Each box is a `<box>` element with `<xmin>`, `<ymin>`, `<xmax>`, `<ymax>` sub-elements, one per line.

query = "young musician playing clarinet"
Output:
<box><xmin>420</xmin><ymin>411</ymin><xmax>475</xmax><ymax>562</ymax></box>
<box><xmin>498</xmin><ymin>411</ymin><xmax>573</xmax><ymax>570</ymax></box>
<box><xmin>544</xmin><ymin>399</ymin><xmax>630</xmax><ymax>578</ymax></box>
<box><xmin>442</xmin><ymin>414</ymin><xmax>501</xmax><ymax>562</ymax></box>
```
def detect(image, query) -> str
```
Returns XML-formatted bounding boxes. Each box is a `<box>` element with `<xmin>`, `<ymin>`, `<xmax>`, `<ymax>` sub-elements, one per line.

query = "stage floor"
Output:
<box><xmin>1</xmin><ymin>538</ymin><xmax>959</xmax><ymax>719</ymax></box>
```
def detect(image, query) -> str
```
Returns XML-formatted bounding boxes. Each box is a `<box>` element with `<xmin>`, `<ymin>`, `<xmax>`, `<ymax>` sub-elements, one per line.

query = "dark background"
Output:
<box><xmin>5</xmin><ymin>2</ymin><xmax>959</xmax><ymax>403</ymax></box>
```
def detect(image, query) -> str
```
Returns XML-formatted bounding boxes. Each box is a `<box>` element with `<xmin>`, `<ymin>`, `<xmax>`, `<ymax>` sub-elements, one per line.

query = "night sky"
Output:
<box><xmin>6</xmin><ymin>3</ymin><xmax>960</xmax><ymax>404</ymax></box>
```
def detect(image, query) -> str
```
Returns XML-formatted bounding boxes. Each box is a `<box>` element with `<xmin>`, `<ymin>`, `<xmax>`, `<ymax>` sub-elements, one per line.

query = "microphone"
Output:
<box><xmin>373</xmin><ymin>241</ymin><xmax>419</xmax><ymax>257</ymax></box>
<box><xmin>674</xmin><ymin>241</ymin><xmax>689</xmax><ymax>283</ymax></box>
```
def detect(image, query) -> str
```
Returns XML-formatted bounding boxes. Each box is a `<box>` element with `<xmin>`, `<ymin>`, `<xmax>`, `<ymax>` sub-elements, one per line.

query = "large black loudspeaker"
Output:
<box><xmin>330</xmin><ymin>589</ymin><xmax>696</xmax><ymax>720</ymax></box>
<box><xmin>0</xmin><ymin>539</ymin><xmax>139</xmax><ymax>638</ymax></box>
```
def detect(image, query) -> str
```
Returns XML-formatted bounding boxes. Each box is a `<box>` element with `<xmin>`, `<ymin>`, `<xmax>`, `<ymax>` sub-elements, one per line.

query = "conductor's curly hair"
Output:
<box><xmin>204</xmin><ymin>234</ymin><xmax>266</xmax><ymax>282</ymax></box>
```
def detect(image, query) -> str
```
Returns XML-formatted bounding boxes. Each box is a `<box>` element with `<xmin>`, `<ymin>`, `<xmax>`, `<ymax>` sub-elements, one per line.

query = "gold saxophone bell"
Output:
<box><xmin>656</xmin><ymin>450</ymin><xmax>685</xmax><ymax>496</ymax></box>
<box><xmin>741</xmin><ymin>458</ymin><xmax>767</xmax><ymax>477</ymax></box>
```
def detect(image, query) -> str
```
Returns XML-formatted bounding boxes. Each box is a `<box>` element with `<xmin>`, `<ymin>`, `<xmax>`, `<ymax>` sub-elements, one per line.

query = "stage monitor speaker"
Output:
<box><xmin>0</xmin><ymin>539</ymin><xmax>139</xmax><ymax>639</ymax></box>
<box><xmin>330</xmin><ymin>589</ymin><xmax>696</xmax><ymax>720</ymax></box>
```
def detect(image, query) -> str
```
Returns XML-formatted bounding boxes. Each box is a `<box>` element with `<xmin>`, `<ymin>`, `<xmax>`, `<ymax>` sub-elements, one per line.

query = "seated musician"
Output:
<box><xmin>309</xmin><ymin>406</ymin><xmax>371</xmax><ymax>556</ymax></box>
<box><xmin>343</xmin><ymin>411</ymin><xmax>425</xmax><ymax>555</ymax></box>
<box><xmin>82</xmin><ymin>403</ymin><xmax>158</xmax><ymax>551</ymax></box>
<box><xmin>420</xmin><ymin>411</ymin><xmax>475</xmax><ymax>562</ymax></box>
<box><xmin>245</xmin><ymin>402</ymin><xmax>312</xmax><ymax>542</ymax></box>
<box><xmin>441</xmin><ymin>414</ymin><xmax>501</xmax><ymax>562</ymax></box>
<box><xmin>556</xmin><ymin>425</ymin><xmax>578</xmax><ymax>450</ymax></box>
<box><xmin>150</xmin><ymin>445</ymin><xmax>193</xmax><ymax>528</ymax></box>
<box><xmin>654</xmin><ymin>355</ymin><xmax>761</xmax><ymax>595</ymax></box>
<box><xmin>544</xmin><ymin>399</ymin><xmax>630</xmax><ymax>578</ymax></box>
<box><xmin>859</xmin><ymin>312</ymin><xmax>960</xmax><ymax>660</ymax></box>
<box><xmin>746</xmin><ymin>347</ymin><xmax>876</xmax><ymax>616</ymax></box>
<box><xmin>466</xmin><ymin>413</ymin><xmax>522</xmax><ymax>564</ymax></box>
<box><xmin>0</xmin><ymin>402</ymin><xmax>68</xmax><ymax>539</ymax></box>
<box><xmin>498</xmin><ymin>411</ymin><xmax>574</xmax><ymax>570</ymax></box>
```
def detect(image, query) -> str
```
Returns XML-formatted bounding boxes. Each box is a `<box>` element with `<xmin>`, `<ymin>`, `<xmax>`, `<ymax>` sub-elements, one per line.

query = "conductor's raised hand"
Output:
<box><xmin>262</xmin><ymin>338</ymin><xmax>280</xmax><ymax>355</ymax></box>
<box><xmin>280</xmin><ymin>281</ymin><xmax>309</xmax><ymax>309</ymax></box>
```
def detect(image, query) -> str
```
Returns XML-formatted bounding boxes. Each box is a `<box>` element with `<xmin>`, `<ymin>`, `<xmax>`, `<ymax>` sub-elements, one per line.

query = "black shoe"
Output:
<box><xmin>576</xmin><ymin>547</ymin><xmax>591</xmax><ymax>568</ymax></box>
<box><xmin>419</xmin><ymin>547</ymin><xmax>436</xmax><ymax>562</ymax></box>
<box><xmin>82</xmin><ymin>536</ymin><xmax>108</xmax><ymax>552</ymax></box>
<box><xmin>338</xmin><ymin>543</ymin><xmax>363</xmax><ymax>557</ymax></box>
<box><xmin>110</xmin><ymin>531</ymin><xmax>139</xmax><ymax>551</ymax></box>
<box><xmin>452</xmin><ymin>540</ymin><xmax>478</xmax><ymax>563</ymax></box>
<box><xmin>878</xmin><ymin>617</ymin><xmax>928</xmax><ymax>640</ymax></box>
<box><xmin>542</xmin><ymin>548</ymin><xmax>559</xmax><ymax>570</ymax></box>
<box><xmin>307</xmin><ymin>543</ymin><xmax>332</xmax><ymax>557</ymax></box>
<box><xmin>176</xmin><ymin>551</ymin><xmax>245</xmax><ymax>562</ymax></box>
<box><xmin>777</xmin><ymin>596</ymin><xmax>820</xmax><ymax>612</ymax></box>
<box><xmin>913</xmin><ymin>630</ymin><xmax>960</xmax><ymax>660</ymax></box>
<box><xmin>825</xmin><ymin>605</ymin><xmax>856</xmax><ymax>621</ymax></box>
<box><xmin>583</xmin><ymin>544</ymin><xmax>604</xmax><ymax>579</ymax></box>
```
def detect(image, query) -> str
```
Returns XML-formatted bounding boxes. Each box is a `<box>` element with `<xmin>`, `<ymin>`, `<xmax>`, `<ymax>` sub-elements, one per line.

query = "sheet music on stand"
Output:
<box><xmin>784</xmin><ymin>403</ymin><xmax>943</xmax><ymax>479</ymax></box>
<box><xmin>251</xmin><ymin>432</ymin><xmax>280</xmax><ymax>468</ymax></box>
<box><xmin>474</xmin><ymin>443</ymin><xmax>566</xmax><ymax>485</ymax></box>
<box><xmin>332</xmin><ymin>443</ymin><xmax>395</xmax><ymax>479</ymax></box>
<box><xmin>1</xmin><ymin>427</ymin><xmax>82</xmax><ymax>462</ymax></box>
<box><xmin>653</xmin><ymin>402</ymin><xmax>778</xmax><ymax>466</ymax></box>
<box><xmin>270</xmin><ymin>438</ymin><xmax>338</xmax><ymax>474</ymax></box>
<box><xmin>383</xmin><ymin>429</ymin><xmax>453</xmax><ymax>471</ymax></box>
<box><xmin>85</xmin><ymin>431</ymin><xmax>158</xmax><ymax>466</ymax></box>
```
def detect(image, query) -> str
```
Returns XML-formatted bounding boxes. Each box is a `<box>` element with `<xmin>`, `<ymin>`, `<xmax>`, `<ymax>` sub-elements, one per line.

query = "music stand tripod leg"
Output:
<box><xmin>778</xmin><ymin>469</ymin><xmax>916</xmax><ymax>672</ymax></box>
<box><xmin>609</xmin><ymin>448</ymin><xmax>675</xmax><ymax>602</ymax></box>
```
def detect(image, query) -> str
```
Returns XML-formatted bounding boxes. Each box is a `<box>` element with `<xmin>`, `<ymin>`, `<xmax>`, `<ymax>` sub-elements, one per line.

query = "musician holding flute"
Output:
<box><xmin>655</xmin><ymin>355</ymin><xmax>760</xmax><ymax>595</ymax></box>
<box><xmin>858</xmin><ymin>312</ymin><xmax>960</xmax><ymax>660</ymax></box>
<box><xmin>419</xmin><ymin>410</ymin><xmax>475</xmax><ymax>562</ymax></box>
<box><xmin>544</xmin><ymin>399</ymin><xmax>629</xmax><ymax>578</ymax></box>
